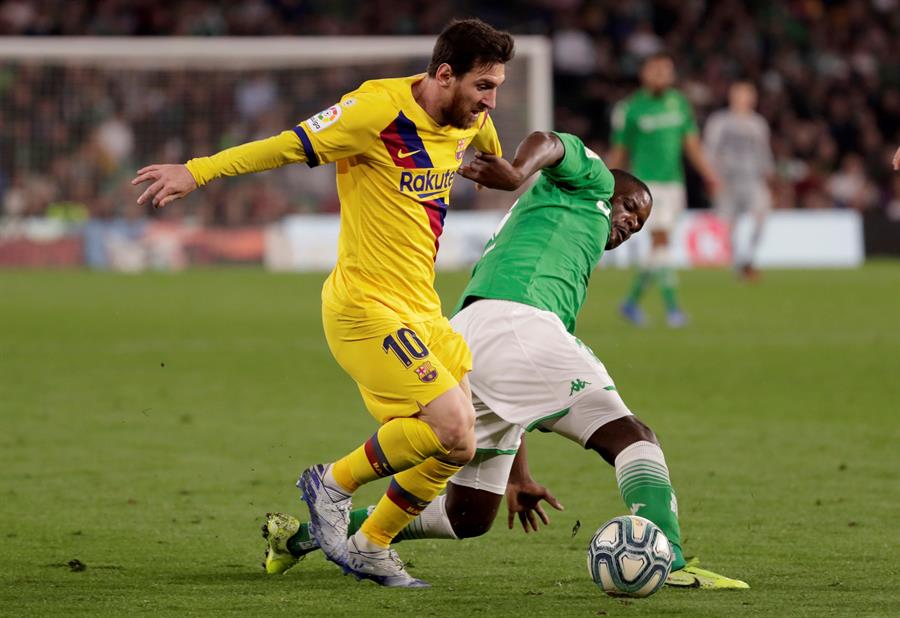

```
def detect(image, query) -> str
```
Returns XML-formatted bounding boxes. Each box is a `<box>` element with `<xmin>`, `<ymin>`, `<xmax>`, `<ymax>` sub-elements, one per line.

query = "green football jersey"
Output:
<box><xmin>454</xmin><ymin>132</ymin><xmax>614</xmax><ymax>333</ymax></box>
<box><xmin>611</xmin><ymin>88</ymin><xmax>698</xmax><ymax>183</ymax></box>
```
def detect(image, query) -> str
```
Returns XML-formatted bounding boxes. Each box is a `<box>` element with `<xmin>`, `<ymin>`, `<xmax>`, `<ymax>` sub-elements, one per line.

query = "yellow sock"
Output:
<box><xmin>360</xmin><ymin>457</ymin><xmax>462</xmax><ymax>547</ymax></box>
<box><xmin>331</xmin><ymin>417</ymin><xmax>447</xmax><ymax>493</ymax></box>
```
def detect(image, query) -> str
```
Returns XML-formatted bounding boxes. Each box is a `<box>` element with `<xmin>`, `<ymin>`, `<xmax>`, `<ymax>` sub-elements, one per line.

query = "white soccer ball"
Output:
<box><xmin>587</xmin><ymin>515</ymin><xmax>673</xmax><ymax>598</ymax></box>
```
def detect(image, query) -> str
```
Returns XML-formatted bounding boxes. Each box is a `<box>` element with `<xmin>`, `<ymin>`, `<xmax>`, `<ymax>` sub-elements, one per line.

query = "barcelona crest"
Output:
<box><xmin>414</xmin><ymin>361</ymin><xmax>438</xmax><ymax>383</ymax></box>
<box><xmin>455</xmin><ymin>138</ymin><xmax>466</xmax><ymax>161</ymax></box>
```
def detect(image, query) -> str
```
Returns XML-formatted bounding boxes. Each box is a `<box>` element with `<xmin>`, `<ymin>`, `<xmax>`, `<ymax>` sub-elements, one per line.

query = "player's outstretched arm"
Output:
<box><xmin>459</xmin><ymin>131</ymin><xmax>564</xmax><ymax>191</ymax></box>
<box><xmin>132</xmin><ymin>164</ymin><xmax>198</xmax><ymax>208</ymax></box>
<box><xmin>505</xmin><ymin>437</ymin><xmax>564</xmax><ymax>533</ymax></box>
<box><xmin>132</xmin><ymin>130</ymin><xmax>305</xmax><ymax>208</ymax></box>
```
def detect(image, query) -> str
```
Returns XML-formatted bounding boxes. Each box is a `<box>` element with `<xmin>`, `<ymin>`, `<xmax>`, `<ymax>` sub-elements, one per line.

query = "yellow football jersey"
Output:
<box><xmin>297</xmin><ymin>75</ymin><xmax>501</xmax><ymax>330</ymax></box>
<box><xmin>185</xmin><ymin>74</ymin><xmax>501</xmax><ymax>331</ymax></box>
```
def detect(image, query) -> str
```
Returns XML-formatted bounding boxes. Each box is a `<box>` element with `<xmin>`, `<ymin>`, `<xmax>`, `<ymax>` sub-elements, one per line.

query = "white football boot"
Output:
<box><xmin>344</xmin><ymin>533</ymin><xmax>430</xmax><ymax>588</ymax></box>
<box><xmin>297</xmin><ymin>463</ymin><xmax>352</xmax><ymax>565</ymax></box>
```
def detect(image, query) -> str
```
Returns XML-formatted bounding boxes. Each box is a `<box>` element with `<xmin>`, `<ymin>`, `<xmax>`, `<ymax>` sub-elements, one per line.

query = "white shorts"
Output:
<box><xmin>449</xmin><ymin>299</ymin><xmax>632</xmax><ymax>495</ymax></box>
<box><xmin>644</xmin><ymin>182</ymin><xmax>686</xmax><ymax>232</ymax></box>
<box><xmin>714</xmin><ymin>181</ymin><xmax>771</xmax><ymax>224</ymax></box>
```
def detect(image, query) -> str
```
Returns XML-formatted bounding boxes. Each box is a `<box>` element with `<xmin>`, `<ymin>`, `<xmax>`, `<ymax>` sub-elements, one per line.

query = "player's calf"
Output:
<box><xmin>444</xmin><ymin>483</ymin><xmax>502</xmax><ymax>539</ymax></box>
<box><xmin>548</xmin><ymin>402</ymin><xmax>685</xmax><ymax>571</ymax></box>
<box><xmin>584</xmin><ymin>417</ymin><xmax>684</xmax><ymax>570</ymax></box>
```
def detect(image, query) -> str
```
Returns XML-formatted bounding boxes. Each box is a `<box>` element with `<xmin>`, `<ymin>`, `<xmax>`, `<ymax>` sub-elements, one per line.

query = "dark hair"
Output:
<box><xmin>427</xmin><ymin>19</ymin><xmax>515</xmax><ymax>77</ymax></box>
<box><xmin>611</xmin><ymin>169</ymin><xmax>652</xmax><ymax>202</ymax></box>
<box><xmin>641</xmin><ymin>51</ymin><xmax>673</xmax><ymax>68</ymax></box>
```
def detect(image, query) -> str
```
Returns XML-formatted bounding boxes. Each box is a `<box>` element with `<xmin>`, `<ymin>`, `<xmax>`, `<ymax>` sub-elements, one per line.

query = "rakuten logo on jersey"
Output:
<box><xmin>399</xmin><ymin>169</ymin><xmax>455</xmax><ymax>197</ymax></box>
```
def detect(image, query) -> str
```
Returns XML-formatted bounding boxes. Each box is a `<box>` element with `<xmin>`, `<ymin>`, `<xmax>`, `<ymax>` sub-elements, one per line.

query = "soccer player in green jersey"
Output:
<box><xmin>262</xmin><ymin>130</ymin><xmax>747</xmax><ymax>589</ymax></box>
<box><xmin>608</xmin><ymin>52</ymin><xmax>721</xmax><ymax>327</ymax></box>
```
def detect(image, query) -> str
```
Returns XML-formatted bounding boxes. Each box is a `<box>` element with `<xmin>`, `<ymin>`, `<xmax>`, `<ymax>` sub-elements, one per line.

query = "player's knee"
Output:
<box><xmin>586</xmin><ymin>415</ymin><xmax>659</xmax><ymax>464</ymax></box>
<box><xmin>651</xmin><ymin>230</ymin><xmax>669</xmax><ymax>246</ymax></box>
<box><xmin>623</xmin><ymin>416</ymin><xmax>658</xmax><ymax>446</ymax></box>
<box><xmin>434</xmin><ymin>399</ymin><xmax>476</xmax><ymax>454</ymax></box>
<box><xmin>442</xmin><ymin>428</ymin><xmax>476</xmax><ymax>465</ymax></box>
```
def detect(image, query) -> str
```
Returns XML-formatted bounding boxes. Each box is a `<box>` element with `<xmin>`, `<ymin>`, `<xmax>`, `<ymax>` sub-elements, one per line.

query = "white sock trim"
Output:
<box><xmin>405</xmin><ymin>494</ymin><xmax>458</xmax><ymax>540</ymax></box>
<box><xmin>614</xmin><ymin>440</ymin><xmax>671</xmax><ymax>484</ymax></box>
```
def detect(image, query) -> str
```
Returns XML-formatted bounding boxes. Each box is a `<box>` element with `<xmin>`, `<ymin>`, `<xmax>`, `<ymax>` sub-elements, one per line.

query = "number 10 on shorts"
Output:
<box><xmin>382</xmin><ymin>328</ymin><xmax>429</xmax><ymax>368</ymax></box>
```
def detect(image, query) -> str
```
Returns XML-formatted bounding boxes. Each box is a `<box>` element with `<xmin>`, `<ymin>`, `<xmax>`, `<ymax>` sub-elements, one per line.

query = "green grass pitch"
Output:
<box><xmin>2</xmin><ymin>264</ymin><xmax>899</xmax><ymax>617</ymax></box>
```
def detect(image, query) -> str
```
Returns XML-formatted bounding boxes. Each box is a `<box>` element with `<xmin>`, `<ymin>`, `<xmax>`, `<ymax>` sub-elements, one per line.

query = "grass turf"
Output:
<box><xmin>1</xmin><ymin>264</ymin><xmax>899</xmax><ymax>617</ymax></box>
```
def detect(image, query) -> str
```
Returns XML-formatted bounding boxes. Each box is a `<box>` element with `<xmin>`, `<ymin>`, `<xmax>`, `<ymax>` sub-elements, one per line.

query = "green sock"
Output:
<box><xmin>286</xmin><ymin>523</ymin><xmax>313</xmax><ymax>556</ymax></box>
<box><xmin>657</xmin><ymin>267</ymin><xmax>680</xmax><ymax>312</ymax></box>
<box><xmin>287</xmin><ymin>507</ymin><xmax>372</xmax><ymax>556</ymax></box>
<box><xmin>615</xmin><ymin>441</ymin><xmax>685</xmax><ymax>570</ymax></box>
<box><xmin>625</xmin><ymin>269</ymin><xmax>653</xmax><ymax>305</ymax></box>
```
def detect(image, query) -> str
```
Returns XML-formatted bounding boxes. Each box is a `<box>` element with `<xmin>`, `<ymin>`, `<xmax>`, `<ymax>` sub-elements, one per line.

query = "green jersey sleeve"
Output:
<box><xmin>680</xmin><ymin>93</ymin><xmax>698</xmax><ymax>136</ymax></box>
<box><xmin>610</xmin><ymin>100</ymin><xmax>631</xmax><ymax>147</ymax></box>
<box><xmin>542</xmin><ymin>132</ymin><xmax>614</xmax><ymax>200</ymax></box>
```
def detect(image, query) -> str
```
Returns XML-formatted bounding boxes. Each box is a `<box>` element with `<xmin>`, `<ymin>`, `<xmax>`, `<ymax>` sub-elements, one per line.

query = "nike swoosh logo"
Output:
<box><xmin>397</xmin><ymin>149</ymin><xmax>421</xmax><ymax>159</ymax></box>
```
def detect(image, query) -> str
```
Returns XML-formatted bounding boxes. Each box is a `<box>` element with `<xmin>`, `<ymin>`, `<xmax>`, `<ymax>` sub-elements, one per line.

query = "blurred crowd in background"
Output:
<box><xmin>1</xmin><ymin>0</ymin><xmax>899</xmax><ymax>226</ymax></box>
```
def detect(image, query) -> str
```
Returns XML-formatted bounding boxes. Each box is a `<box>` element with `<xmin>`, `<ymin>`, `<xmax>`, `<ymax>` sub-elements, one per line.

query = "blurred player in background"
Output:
<box><xmin>608</xmin><ymin>53</ymin><xmax>721</xmax><ymax>328</ymax></box>
<box><xmin>704</xmin><ymin>81</ymin><xmax>774</xmax><ymax>280</ymax></box>
<box><xmin>264</xmin><ymin>130</ymin><xmax>748</xmax><ymax>589</ymax></box>
<box><xmin>893</xmin><ymin>146</ymin><xmax>900</xmax><ymax>170</ymax></box>
<box><xmin>132</xmin><ymin>18</ymin><xmax>514</xmax><ymax>588</ymax></box>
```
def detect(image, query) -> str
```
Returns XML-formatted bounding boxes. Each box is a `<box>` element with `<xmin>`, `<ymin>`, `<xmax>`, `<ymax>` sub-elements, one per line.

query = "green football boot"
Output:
<box><xmin>666</xmin><ymin>557</ymin><xmax>749</xmax><ymax>589</ymax></box>
<box><xmin>261</xmin><ymin>512</ymin><xmax>309</xmax><ymax>575</ymax></box>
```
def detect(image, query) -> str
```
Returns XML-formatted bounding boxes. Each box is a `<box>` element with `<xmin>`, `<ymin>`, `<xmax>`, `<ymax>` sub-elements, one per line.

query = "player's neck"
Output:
<box><xmin>411</xmin><ymin>76</ymin><xmax>449</xmax><ymax>126</ymax></box>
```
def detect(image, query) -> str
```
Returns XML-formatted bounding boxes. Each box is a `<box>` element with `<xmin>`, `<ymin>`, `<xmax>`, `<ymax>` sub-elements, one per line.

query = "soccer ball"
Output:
<box><xmin>587</xmin><ymin>515</ymin><xmax>673</xmax><ymax>598</ymax></box>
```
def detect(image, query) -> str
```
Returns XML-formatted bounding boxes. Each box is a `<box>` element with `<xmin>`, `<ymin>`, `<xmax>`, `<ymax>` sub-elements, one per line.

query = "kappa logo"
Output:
<box><xmin>305</xmin><ymin>105</ymin><xmax>342</xmax><ymax>133</ymax></box>
<box><xmin>414</xmin><ymin>361</ymin><xmax>438</xmax><ymax>383</ymax></box>
<box><xmin>569</xmin><ymin>379</ymin><xmax>591</xmax><ymax>396</ymax></box>
<box><xmin>397</xmin><ymin>149</ymin><xmax>421</xmax><ymax>159</ymax></box>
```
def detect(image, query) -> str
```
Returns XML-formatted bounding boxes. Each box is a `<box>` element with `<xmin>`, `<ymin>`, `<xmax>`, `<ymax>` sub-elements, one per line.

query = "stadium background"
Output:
<box><xmin>0</xmin><ymin>0</ymin><xmax>899</xmax><ymax>267</ymax></box>
<box><xmin>2</xmin><ymin>2</ymin><xmax>900</xmax><ymax>617</ymax></box>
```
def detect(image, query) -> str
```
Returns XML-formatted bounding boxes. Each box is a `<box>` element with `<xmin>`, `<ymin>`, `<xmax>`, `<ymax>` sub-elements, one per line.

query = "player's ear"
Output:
<box><xmin>435</xmin><ymin>63</ymin><xmax>455</xmax><ymax>87</ymax></box>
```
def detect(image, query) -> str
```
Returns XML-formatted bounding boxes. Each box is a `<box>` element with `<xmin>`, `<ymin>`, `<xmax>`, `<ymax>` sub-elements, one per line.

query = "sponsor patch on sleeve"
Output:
<box><xmin>305</xmin><ymin>104</ymin><xmax>342</xmax><ymax>133</ymax></box>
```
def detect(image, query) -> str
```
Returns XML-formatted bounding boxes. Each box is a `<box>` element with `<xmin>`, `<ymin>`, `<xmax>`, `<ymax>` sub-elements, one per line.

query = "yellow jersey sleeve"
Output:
<box><xmin>184</xmin><ymin>88</ymin><xmax>398</xmax><ymax>186</ymax></box>
<box><xmin>185</xmin><ymin>130</ymin><xmax>305</xmax><ymax>187</ymax></box>
<box><xmin>470</xmin><ymin>112</ymin><xmax>502</xmax><ymax>157</ymax></box>
<box><xmin>294</xmin><ymin>90</ymin><xmax>399</xmax><ymax>167</ymax></box>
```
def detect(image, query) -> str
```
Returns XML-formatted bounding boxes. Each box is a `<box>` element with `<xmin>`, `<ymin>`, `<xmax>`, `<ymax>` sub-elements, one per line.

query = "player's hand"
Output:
<box><xmin>892</xmin><ymin>146</ymin><xmax>900</xmax><ymax>171</ymax></box>
<box><xmin>506</xmin><ymin>479</ymin><xmax>564</xmax><ymax>533</ymax></box>
<box><xmin>459</xmin><ymin>151</ymin><xmax>524</xmax><ymax>191</ymax></box>
<box><xmin>132</xmin><ymin>164</ymin><xmax>198</xmax><ymax>208</ymax></box>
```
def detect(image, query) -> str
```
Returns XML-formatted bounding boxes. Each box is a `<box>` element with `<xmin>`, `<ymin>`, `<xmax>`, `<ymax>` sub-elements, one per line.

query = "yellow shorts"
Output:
<box><xmin>322</xmin><ymin>305</ymin><xmax>472</xmax><ymax>424</ymax></box>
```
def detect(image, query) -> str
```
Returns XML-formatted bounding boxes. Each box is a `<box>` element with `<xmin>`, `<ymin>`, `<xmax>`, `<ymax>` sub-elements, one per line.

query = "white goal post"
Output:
<box><xmin>0</xmin><ymin>36</ymin><xmax>553</xmax><ymax>133</ymax></box>
<box><xmin>0</xmin><ymin>35</ymin><xmax>553</xmax><ymax>270</ymax></box>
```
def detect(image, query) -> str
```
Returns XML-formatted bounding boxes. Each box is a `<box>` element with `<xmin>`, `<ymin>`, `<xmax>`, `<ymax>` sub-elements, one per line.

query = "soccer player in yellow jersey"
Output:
<box><xmin>132</xmin><ymin>19</ymin><xmax>514</xmax><ymax>588</ymax></box>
